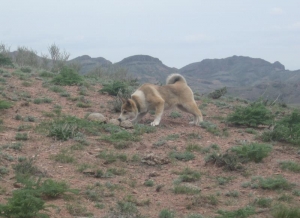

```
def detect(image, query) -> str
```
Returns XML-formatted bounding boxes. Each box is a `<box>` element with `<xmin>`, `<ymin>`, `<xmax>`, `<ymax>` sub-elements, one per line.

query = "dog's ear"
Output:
<box><xmin>121</xmin><ymin>98</ymin><xmax>126</xmax><ymax>104</ymax></box>
<box><xmin>126</xmin><ymin>99</ymin><xmax>131</xmax><ymax>106</ymax></box>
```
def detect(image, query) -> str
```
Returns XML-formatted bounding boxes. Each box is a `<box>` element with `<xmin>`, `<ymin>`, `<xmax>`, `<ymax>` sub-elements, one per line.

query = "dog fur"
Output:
<box><xmin>118</xmin><ymin>74</ymin><xmax>203</xmax><ymax>126</ymax></box>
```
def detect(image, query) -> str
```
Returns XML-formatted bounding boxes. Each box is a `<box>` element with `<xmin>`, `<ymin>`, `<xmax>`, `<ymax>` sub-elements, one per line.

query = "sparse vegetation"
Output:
<box><xmin>1</xmin><ymin>46</ymin><xmax>299</xmax><ymax>218</ymax></box>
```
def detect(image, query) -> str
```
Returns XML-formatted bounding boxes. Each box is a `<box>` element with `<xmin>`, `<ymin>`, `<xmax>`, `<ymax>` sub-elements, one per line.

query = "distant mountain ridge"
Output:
<box><xmin>67</xmin><ymin>54</ymin><xmax>300</xmax><ymax>104</ymax></box>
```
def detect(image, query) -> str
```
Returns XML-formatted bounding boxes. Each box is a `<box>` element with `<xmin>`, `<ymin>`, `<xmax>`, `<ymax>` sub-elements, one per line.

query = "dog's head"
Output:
<box><xmin>118</xmin><ymin>98</ymin><xmax>138</xmax><ymax>122</ymax></box>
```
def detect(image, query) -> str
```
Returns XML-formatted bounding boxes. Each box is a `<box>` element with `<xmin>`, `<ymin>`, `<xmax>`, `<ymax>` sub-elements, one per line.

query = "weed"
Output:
<box><xmin>186</xmin><ymin>144</ymin><xmax>202</xmax><ymax>152</ymax></box>
<box><xmin>66</xmin><ymin>202</ymin><xmax>92</xmax><ymax>216</ymax></box>
<box><xmin>107</xmin><ymin>201</ymin><xmax>142</xmax><ymax>218</ymax></box>
<box><xmin>15</xmin><ymin>132</ymin><xmax>28</xmax><ymax>140</ymax></box>
<box><xmin>200</xmin><ymin>121</ymin><xmax>221</xmax><ymax>136</ymax></box>
<box><xmin>0</xmin><ymin>166</ymin><xmax>9</xmax><ymax>177</ymax></box>
<box><xmin>176</xmin><ymin>168</ymin><xmax>201</xmax><ymax>183</ymax></box>
<box><xmin>279</xmin><ymin>161</ymin><xmax>300</xmax><ymax>173</ymax></box>
<box><xmin>14</xmin><ymin>158</ymin><xmax>43</xmax><ymax>178</ymax></box>
<box><xmin>169</xmin><ymin>151</ymin><xmax>195</xmax><ymax>162</ymax></box>
<box><xmin>159</xmin><ymin>209</ymin><xmax>175</xmax><ymax>218</ymax></box>
<box><xmin>165</xmin><ymin>134</ymin><xmax>179</xmax><ymax>141</ymax></box>
<box><xmin>186</xmin><ymin>213</ymin><xmax>205</xmax><ymax>218</ymax></box>
<box><xmin>217</xmin><ymin>176</ymin><xmax>233</xmax><ymax>185</ymax></box>
<box><xmin>254</xmin><ymin>197</ymin><xmax>272</xmax><ymax>208</ymax></box>
<box><xmin>52</xmin><ymin>150</ymin><xmax>75</xmax><ymax>163</ymax></box>
<box><xmin>173</xmin><ymin>184</ymin><xmax>200</xmax><ymax>195</ymax></box>
<box><xmin>144</xmin><ymin>180</ymin><xmax>155</xmax><ymax>187</ymax></box>
<box><xmin>97</xmin><ymin>150</ymin><xmax>127</xmax><ymax>164</ymax></box>
<box><xmin>169</xmin><ymin>111</ymin><xmax>182</xmax><ymax>118</ymax></box>
<box><xmin>245</xmin><ymin>128</ymin><xmax>257</xmax><ymax>134</ymax></box>
<box><xmin>278</xmin><ymin>193</ymin><xmax>293</xmax><ymax>202</ymax></box>
<box><xmin>216</xmin><ymin>206</ymin><xmax>255</xmax><ymax>218</ymax></box>
<box><xmin>225</xmin><ymin>190</ymin><xmax>239</xmax><ymax>197</ymax></box>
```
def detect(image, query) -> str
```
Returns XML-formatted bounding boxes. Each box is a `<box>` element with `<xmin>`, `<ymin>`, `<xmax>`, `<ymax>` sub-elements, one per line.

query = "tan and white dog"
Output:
<box><xmin>118</xmin><ymin>74</ymin><xmax>203</xmax><ymax>126</ymax></box>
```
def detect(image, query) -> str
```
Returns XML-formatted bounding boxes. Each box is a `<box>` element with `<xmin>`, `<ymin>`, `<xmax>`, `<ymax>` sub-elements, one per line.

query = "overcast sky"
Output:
<box><xmin>1</xmin><ymin>0</ymin><xmax>300</xmax><ymax>70</ymax></box>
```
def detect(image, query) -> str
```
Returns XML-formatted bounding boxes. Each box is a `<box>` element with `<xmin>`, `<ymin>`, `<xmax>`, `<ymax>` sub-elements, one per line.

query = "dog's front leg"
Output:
<box><xmin>151</xmin><ymin>102</ymin><xmax>164</xmax><ymax>126</ymax></box>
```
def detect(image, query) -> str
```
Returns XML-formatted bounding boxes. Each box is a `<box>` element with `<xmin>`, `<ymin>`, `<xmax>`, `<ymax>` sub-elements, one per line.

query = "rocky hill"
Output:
<box><xmin>71</xmin><ymin>55</ymin><xmax>300</xmax><ymax>104</ymax></box>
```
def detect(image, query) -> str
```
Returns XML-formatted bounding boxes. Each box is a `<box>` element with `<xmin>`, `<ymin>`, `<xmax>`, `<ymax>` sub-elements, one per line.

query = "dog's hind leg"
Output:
<box><xmin>178</xmin><ymin>101</ymin><xmax>203</xmax><ymax>125</ymax></box>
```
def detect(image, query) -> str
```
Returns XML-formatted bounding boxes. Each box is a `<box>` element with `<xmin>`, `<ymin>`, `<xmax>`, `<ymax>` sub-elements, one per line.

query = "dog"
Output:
<box><xmin>118</xmin><ymin>74</ymin><xmax>203</xmax><ymax>126</ymax></box>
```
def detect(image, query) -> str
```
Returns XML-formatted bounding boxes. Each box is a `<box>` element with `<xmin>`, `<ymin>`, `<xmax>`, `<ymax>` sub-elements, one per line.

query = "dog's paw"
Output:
<box><xmin>150</xmin><ymin>121</ymin><xmax>159</xmax><ymax>126</ymax></box>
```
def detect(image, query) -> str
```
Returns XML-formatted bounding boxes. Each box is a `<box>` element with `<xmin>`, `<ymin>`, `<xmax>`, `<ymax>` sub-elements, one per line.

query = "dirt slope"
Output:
<box><xmin>0</xmin><ymin>68</ymin><xmax>299</xmax><ymax>218</ymax></box>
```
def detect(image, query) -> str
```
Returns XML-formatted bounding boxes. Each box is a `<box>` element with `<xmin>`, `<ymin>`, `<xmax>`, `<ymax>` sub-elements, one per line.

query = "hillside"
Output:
<box><xmin>68</xmin><ymin>55</ymin><xmax>112</xmax><ymax>74</ymax></box>
<box><xmin>0</xmin><ymin>66</ymin><xmax>300</xmax><ymax>218</ymax></box>
<box><xmin>179</xmin><ymin>56</ymin><xmax>300</xmax><ymax>104</ymax></box>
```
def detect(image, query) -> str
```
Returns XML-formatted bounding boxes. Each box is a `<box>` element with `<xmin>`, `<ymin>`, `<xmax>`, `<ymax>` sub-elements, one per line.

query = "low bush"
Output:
<box><xmin>227</xmin><ymin>101</ymin><xmax>274</xmax><ymax>127</ymax></box>
<box><xmin>231</xmin><ymin>143</ymin><xmax>272</xmax><ymax>163</ymax></box>
<box><xmin>261</xmin><ymin>110</ymin><xmax>300</xmax><ymax>145</ymax></box>
<box><xmin>51</xmin><ymin>67</ymin><xmax>84</xmax><ymax>85</ymax></box>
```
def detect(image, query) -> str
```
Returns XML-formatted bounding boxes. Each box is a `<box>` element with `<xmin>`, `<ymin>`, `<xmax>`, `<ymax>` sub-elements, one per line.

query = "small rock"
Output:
<box><xmin>149</xmin><ymin>172</ymin><xmax>160</xmax><ymax>177</ymax></box>
<box><xmin>108</xmin><ymin>119</ymin><xmax>120</xmax><ymax>126</ymax></box>
<box><xmin>87</xmin><ymin>113</ymin><xmax>106</xmax><ymax>123</ymax></box>
<box><xmin>120</xmin><ymin>120</ymin><xmax>133</xmax><ymax>128</ymax></box>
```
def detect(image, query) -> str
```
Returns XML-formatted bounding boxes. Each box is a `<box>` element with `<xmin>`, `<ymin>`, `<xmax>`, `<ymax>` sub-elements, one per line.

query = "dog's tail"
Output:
<box><xmin>166</xmin><ymin>74</ymin><xmax>187</xmax><ymax>85</ymax></box>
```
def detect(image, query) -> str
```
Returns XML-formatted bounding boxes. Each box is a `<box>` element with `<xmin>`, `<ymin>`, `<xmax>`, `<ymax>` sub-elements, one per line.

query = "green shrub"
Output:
<box><xmin>208</xmin><ymin>87</ymin><xmax>227</xmax><ymax>99</ymax></box>
<box><xmin>216</xmin><ymin>206</ymin><xmax>255</xmax><ymax>218</ymax></box>
<box><xmin>38</xmin><ymin>179</ymin><xmax>78</xmax><ymax>198</ymax></box>
<box><xmin>0</xmin><ymin>53</ymin><xmax>13</xmax><ymax>67</ymax></box>
<box><xmin>100</xmin><ymin>80</ymin><xmax>128</xmax><ymax>96</ymax></box>
<box><xmin>39</xmin><ymin>71</ymin><xmax>55</xmax><ymax>78</ymax></box>
<box><xmin>47</xmin><ymin>120</ymin><xmax>79</xmax><ymax>141</ymax></box>
<box><xmin>0</xmin><ymin>189</ymin><xmax>48</xmax><ymax>218</ymax></box>
<box><xmin>15</xmin><ymin>132</ymin><xmax>28</xmax><ymax>140</ymax></box>
<box><xmin>52</xmin><ymin>67</ymin><xmax>84</xmax><ymax>85</ymax></box>
<box><xmin>205</xmin><ymin>152</ymin><xmax>242</xmax><ymax>171</ymax></box>
<box><xmin>227</xmin><ymin>101</ymin><xmax>274</xmax><ymax>127</ymax></box>
<box><xmin>279</xmin><ymin>161</ymin><xmax>300</xmax><ymax>173</ymax></box>
<box><xmin>256</xmin><ymin>175</ymin><xmax>292</xmax><ymax>190</ymax></box>
<box><xmin>176</xmin><ymin>168</ymin><xmax>201</xmax><ymax>183</ymax></box>
<box><xmin>0</xmin><ymin>100</ymin><xmax>12</xmax><ymax>109</ymax></box>
<box><xmin>144</xmin><ymin>179</ymin><xmax>154</xmax><ymax>187</ymax></box>
<box><xmin>231</xmin><ymin>143</ymin><xmax>272</xmax><ymax>163</ymax></box>
<box><xmin>272</xmin><ymin>205</ymin><xmax>300</xmax><ymax>218</ymax></box>
<box><xmin>14</xmin><ymin>158</ymin><xmax>42</xmax><ymax>178</ymax></box>
<box><xmin>173</xmin><ymin>184</ymin><xmax>200</xmax><ymax>195</ymax></box>
<box><xmin>20</xmin><ymin>67</ymin><xmax>32</xmax><ymax>73</ymax></box>
<box><xmin>169</xmin><ymin>151</ymin><xmax>195</xmax><ymax>161</ymax></box>
<box><xmin>52</xmin><ymin>150</ymin><xmax>75</xmax><ymax>163</ymax></box>
<box><xmin>169</xmin><ymin>111</ymin><xmax>182</xmax><ymax>118</ymax></box>
<box><xmin>261</xmin><ymin>110</ymin><xmax>300</xmax><ymax>145</ymax></box>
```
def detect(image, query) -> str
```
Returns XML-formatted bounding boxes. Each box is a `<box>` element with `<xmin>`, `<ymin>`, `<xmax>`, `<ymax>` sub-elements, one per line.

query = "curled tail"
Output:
<box><xmin>166</xmin><ymin>74</ymin><xmax>187</xmax><ymax>85</ymax></box>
